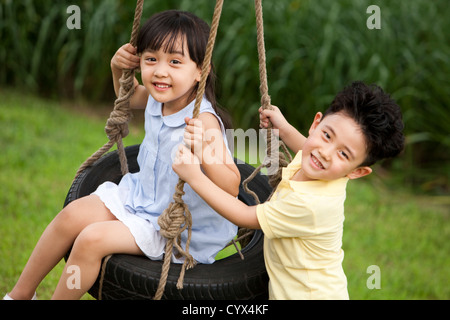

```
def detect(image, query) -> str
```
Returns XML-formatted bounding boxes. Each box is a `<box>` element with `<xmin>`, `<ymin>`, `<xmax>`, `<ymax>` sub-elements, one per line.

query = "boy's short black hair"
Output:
<box><xmin>322</xmin><ymin>81</ymin><xmax>405</xmax><ymax>167</ymax></box>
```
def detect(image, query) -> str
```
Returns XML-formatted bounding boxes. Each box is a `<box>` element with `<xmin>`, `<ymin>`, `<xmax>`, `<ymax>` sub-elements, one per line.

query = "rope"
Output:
<box><xmin>75</xmin><ymin>0</ymin><xmax>144</xmax><ymax>178</ymax></box>
<box><xmin>242</xmin><ymin>0</ymin><xmax>292</xmax><ymax>203</ymax></box>
<box><xmin>153</xmin><ymin>0</ymin><xmax>225</xmax><ymax>300</ymax></box>
<box><xmin>254</xmin><ymin>0</ymin><xmax>271</xmax><ymax>112</ymax></box>
<box><xmin>97</xmin><ymin>254</ymin><xmax>112</xmax><ymax>300</ymax></box>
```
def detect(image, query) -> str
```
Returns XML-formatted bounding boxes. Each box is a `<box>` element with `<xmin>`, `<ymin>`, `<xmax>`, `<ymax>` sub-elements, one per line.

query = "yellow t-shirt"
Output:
<box><xmin>256</xmin><ymin>151</ymin><xmax>349</xmax><ymax>300</ymax></box>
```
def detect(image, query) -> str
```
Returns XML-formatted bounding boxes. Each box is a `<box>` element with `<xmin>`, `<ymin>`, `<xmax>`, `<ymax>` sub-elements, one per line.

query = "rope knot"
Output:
<box><xmin>158</xmin><ymin>182</ymin><xmax>194</xmax><ymax>260</ymax></box>
<box><xmin>158</xmin><ymin>199</ymin><xmax>190</xmax><ymax>240</ymax></box>
<box><xmin>104</xmin><ymin>69</ymin><xmax>136</xmax><ymax>141</ymax></box>
<box><xmin>105</xmin><ymin>109</ymin><xmax>131</xmax><ymax>141</ymax></box>
<box><xmin>154</xmin><ymin>181</ymin><xmax>195</xmax><ymax>298</ymax></box>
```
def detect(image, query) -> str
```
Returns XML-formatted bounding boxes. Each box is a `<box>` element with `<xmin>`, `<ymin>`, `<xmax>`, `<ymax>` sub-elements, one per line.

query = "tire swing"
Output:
<box><xmin>64</xmin><ymin>0</ymin><xmax>288</xmax><ymax>300</ymax></box>
<box><xmin>65</xmin><ymin>145</ymin><xmax>271</xmax><ymax>300</ymax></box>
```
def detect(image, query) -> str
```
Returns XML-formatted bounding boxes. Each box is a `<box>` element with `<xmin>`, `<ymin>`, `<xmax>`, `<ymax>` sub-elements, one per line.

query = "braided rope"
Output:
<box><xmin>153</xmin><ymin>0</ymin><xmax>225</xmax><ymax>300</ymax></box>
<box><xmin>242</xmin><ymin>0</ymin><xmax>292</xmax><ymax>203</ymax></box>
<box><xmin>75</xmin><ymin>0</ymin><xmax>144</xmax><ymax>178</ymax></box>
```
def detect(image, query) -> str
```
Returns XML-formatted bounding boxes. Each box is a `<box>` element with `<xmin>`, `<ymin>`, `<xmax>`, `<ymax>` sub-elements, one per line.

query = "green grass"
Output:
<box><xmin>344</xmin><ymin>179</ymin><xmax>449</xmax><ymax>299</ymax></box>
<box><xmin>0</xmin><ymin>91</ymin><xmax>448</xmax><ymax>300</ymax></box>
<box><xmin>0</xmin><ymin>90</ymin><xmax>144</xmax><ymax>300</ymax></box>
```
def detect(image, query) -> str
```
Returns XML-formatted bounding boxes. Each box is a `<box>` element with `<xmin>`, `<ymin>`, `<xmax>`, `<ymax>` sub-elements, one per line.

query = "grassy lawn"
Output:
<box><xmin>0</xmin><ymin>90</ymin><xmax>448</xmax><ymax>300</ymax></box>
<box><xmin>0</xmin><ymin>90</ymin><xmax>144</xmax><ymax>300</ymax></box>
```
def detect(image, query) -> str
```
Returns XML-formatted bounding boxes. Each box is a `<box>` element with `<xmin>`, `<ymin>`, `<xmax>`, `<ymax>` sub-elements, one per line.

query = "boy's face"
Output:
<box><xmin>299</xmin><ymin>112</ymin><xmax>372</xmax><ymax>181</ymax></box>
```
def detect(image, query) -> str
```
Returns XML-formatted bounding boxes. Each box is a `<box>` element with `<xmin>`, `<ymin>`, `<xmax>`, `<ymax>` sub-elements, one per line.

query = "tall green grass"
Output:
<box><xmin>1</xmin><ymin>0</ymin><xmax>449</xmax><ymax>191</ymax></box>
<box><xmin>0</xmin><ymin>91</ymin><xmax>448</xmax><ymax>299</ymax></box>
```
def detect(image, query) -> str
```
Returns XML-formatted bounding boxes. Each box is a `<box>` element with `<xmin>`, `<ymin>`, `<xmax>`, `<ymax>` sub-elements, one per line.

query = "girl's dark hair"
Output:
<box><xmin>322</xmin><ymin>81</ymin><xmax>405</xmax><ymax>167</ymax></box>
<box><xmin>137</xmin><ymin>10</ymin><xmax>231</xmax><ymax>129</ymax></box>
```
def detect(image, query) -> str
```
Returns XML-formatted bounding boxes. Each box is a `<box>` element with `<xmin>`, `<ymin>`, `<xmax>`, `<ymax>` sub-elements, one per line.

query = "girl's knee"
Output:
<box><xmin>51</xmin><ymin>203</ymin><xmax>80</xmax><ymax>235</ymax></box>
<box><xmin>55</xmin><ymin>196</ymin><xmax>114</xmax><ymax>233</ymax></box>
<box><xmin>71</xmin><ymin>224</ymin><xmax>108</xmax><ymax>260</ymax></box>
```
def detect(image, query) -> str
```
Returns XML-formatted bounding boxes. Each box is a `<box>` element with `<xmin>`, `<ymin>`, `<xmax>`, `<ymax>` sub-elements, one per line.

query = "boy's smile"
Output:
<box><xmin>293</xmin><ymin>112</ymin><xmax>372</xmax><ymax>182</ymax></box>
<box><xmin>310</xmin><ymin>153</ymin><xmax>325</xmax><ymax>170</ymax></box>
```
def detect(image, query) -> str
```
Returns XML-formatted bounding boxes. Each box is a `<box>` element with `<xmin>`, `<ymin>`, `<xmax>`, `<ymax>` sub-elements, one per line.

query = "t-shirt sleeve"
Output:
<box><xmin>256</xmin><ymin>192</ymin><xmax>316</xmax><ymax>239</ymax></box>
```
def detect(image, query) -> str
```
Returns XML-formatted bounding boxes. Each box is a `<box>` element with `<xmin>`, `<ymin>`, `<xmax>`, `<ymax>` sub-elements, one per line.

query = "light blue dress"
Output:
<box><xmin>93</xmin><ymin>95</ymin><xmax>237</xmax><ymax>264</ymax></box>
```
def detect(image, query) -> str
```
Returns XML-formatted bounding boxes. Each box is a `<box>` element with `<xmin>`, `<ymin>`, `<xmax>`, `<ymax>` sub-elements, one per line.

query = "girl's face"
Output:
<box><xmin>140</xmin><ymin>35</ymin><xmax>201</xmax><ymax>114</ymax></box>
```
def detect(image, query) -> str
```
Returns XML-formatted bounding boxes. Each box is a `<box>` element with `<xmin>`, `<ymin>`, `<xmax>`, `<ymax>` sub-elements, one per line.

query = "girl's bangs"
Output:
<box><xmin>143</xmin><ymin>30</ymin><xmax>186</xmax><ymax>55</ymax></box>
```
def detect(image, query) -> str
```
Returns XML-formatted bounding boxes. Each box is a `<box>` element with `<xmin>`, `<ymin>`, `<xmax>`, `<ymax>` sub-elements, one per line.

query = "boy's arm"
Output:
<box><xmin>277</xmin><ymin>122</ymin><xmax>306</xmax><ymax>154</ymax></box>
<box><xmin>259</xmin><ymin>106</ymin><xmax>306</xmax><ymax>153</ymax></box>
<box><xmin>173</xmin><ymin>145</ymin><xmax>260</xmax><ymax>229</ymax></box>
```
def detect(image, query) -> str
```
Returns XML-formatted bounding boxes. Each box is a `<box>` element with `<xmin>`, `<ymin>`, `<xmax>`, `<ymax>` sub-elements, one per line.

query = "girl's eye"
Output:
<box><xmin>323</xmin><ymin>131</ymin><xmax>331</xmax><ymax>139</ymax></box>
<box><xmin>171</xmin><ymin>59</ymin><xmax>181</xmax><ymax>65</ymax></box>
<box><xmin>145</xmin><ymin>57</ymin><xmax>156</xmax><ymax>62</ymax></box>
<box><xmin>339</xmin><ymin>150</ymin><xmax>349</xmax><ymax>159</ymax></box>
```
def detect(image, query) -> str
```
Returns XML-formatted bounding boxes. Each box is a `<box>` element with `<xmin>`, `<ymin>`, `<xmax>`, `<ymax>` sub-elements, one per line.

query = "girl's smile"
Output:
<box><xmin>153</xmin><ymin>82</ymin><xmax>172</xmax><ymax>91</ymax></box>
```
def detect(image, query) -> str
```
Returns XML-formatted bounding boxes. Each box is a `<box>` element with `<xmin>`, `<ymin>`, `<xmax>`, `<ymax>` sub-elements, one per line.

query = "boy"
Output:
<box><xmin>173</xmin><ymin>81</ymin><xmax>405</xmax><ymax>299</ymax></box>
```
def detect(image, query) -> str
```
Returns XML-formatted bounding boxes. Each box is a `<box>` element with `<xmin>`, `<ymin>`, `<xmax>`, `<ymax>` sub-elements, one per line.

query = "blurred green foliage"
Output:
<box><xmin>1</xmin><ymin>0</ymin><xmax>449</xmax><ymax>192</ymax></box>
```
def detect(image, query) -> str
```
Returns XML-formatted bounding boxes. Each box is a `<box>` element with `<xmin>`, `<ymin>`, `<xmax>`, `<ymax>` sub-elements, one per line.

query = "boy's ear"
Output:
<box><xmin>346</xmin><ymin>166</ymin><xmax>372</xmax><ymax>180</ymax></box>
<box><xmin>309</xmin><ymin>112</ymin><xmax>323</xmax><ymax>135</ymax></box>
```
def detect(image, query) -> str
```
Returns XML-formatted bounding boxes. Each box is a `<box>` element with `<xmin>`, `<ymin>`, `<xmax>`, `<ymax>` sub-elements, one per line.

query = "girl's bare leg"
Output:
<box><xmin>8</xmin><ymin>195</ymin><xmax>116</xmax><ymax>300</ymax></box>
<box><xmin>52</xmin><ymin>220</ymin><xmax>143</xmax><ymax>300</ymax></box>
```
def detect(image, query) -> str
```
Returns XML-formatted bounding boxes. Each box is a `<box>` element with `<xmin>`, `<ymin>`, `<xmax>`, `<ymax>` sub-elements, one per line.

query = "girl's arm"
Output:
<box><xmin>259</xmin><ymin>106</ymin><xmax>306</xmax><ymax>154</ymax></box>
<box><xmin>173</xmin><ymin>144</ymin><xmax>260</xmax><ymax>229</ymax></box>
<box><xmin>184</xmin><ymin>115</ymin><xmax>241</xmax><ymax>197</ymax></box>
<box><xmin>111</xmin><ymin>43</ymin><xmax>149</xmax><ymax>110</ymax></box>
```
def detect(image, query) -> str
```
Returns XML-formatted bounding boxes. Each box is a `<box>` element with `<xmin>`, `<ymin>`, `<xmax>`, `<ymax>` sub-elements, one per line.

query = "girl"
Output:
<box><xmin>5</xmin><ymin>10</ymin><xmax>240</xmax><ymax>300</ymax></box>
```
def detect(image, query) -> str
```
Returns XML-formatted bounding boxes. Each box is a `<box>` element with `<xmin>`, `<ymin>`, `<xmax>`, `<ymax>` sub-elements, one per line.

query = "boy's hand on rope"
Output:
<box><xmin>259</xmin><ymin>105</ymin><xmax>289</xmax><ymax>134</ymax></box>
<box><xmin>111</xmin><ymin>43</ymin><xmax>140</xmax><ymax>71</ymax></box>
<box><xmin>260</xmin><ymin>105</ymin><xmax>307</xmax><ymax>154</ymax></box>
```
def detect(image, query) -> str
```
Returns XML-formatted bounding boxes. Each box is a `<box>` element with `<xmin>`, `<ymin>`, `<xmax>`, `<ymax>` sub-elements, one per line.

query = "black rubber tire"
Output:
<box><xmin>64</xmin><ymin>144</ymin><xmax>272</xmax><ymax>300</ymax></box>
